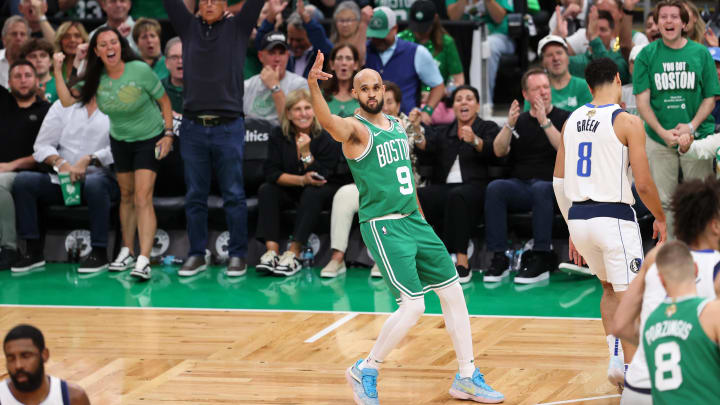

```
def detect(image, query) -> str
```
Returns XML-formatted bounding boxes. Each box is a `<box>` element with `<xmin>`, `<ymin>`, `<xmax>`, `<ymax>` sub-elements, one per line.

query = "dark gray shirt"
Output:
<box><xmin>163</xmin><ymin>0</ymin><xmax>264</xmax><ymax>116</ymax></box>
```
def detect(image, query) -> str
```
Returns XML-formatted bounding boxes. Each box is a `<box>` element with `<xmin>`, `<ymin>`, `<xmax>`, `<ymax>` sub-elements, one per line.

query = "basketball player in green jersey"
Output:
<box><xmin>642</xmin><ymin>241</ymin><xmax>720</xmax><ymax>405</ymax></box>
<box><xmin>308</xmin><ymin>52</ymin><xmax>504</xmax><ymax>404</ymax></box>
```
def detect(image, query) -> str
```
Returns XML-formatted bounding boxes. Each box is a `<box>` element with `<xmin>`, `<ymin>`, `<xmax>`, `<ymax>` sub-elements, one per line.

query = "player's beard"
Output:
<box><xmin>359</xmin><ymin>97</ymin><xmax>384</xmax><ymax>114</ymax></box>
<box><xmin>10</xmin><ymin>362</ymin><xmax>45</xmax><ymax>392</ymax></box>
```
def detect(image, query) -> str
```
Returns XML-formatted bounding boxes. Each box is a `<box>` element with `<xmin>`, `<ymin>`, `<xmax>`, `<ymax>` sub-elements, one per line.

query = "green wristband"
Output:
<box><xmin>422</xmin><ymin>105</ymin><xmax>434</xmax><ymax>115</ymax></box>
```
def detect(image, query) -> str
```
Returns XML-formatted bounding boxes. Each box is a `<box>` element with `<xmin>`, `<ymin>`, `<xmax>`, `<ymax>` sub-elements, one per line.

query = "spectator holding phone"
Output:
<box><xmin>255</xmin><ymin>89</ymin><xmax>339</xmax><ymax>277</ymax></box>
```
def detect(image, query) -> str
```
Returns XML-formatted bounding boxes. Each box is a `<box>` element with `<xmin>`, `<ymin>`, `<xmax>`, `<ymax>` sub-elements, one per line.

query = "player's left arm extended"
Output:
<box><xmin>552</xmin><ymin>122</ymin><xmax>570</xmax><ymax>223</ymax></box>
<box><xmin>612</xmin><ymin>246</ymin><xmax>658</xmax><ymax>345</ymax></box>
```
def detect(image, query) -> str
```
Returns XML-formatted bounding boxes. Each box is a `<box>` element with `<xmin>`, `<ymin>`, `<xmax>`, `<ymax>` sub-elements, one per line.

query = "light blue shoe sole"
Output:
<box><xmin>449</xmin><ymin>387</ymin><xmax>504</xmax><ymax>403</ymax></box>
<box><xmin>345</xmin><ymin>366</ymin><xmax>367</xmax><ymax>405</ymax></box>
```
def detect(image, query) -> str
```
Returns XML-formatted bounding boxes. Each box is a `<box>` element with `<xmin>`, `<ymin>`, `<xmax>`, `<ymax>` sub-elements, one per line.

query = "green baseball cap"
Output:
<box><xmin>367</xmin><ymin>6</ymin><xmax>397</xmax><ymax>39</ymax></box>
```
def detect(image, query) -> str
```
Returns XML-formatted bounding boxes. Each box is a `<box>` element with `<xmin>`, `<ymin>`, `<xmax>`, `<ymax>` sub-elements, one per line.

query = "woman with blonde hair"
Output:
<box><xmin>255</xmin><ymin>89</ymin><xmax>340</xmax><ymax>276</ymax></box>
<box><xmin>53</xmin><ymin>21</ymin><xmax>89</xmax><ymax>82</ymax></box>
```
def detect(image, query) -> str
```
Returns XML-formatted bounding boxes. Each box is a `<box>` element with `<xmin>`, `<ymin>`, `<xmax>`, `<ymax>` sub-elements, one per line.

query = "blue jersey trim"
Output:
<box><xmin>61</xmin><ymin>379</ymin><xmax>70</xmax><ymax>405</ymax></box>
<box><xmin>585</xmin><ymin>103</ymin><xmax>616</xmax><ymax>108</ymax></box>
<box><xmin>569</xmin><ymin>201</ymin><xmax>636</xmax><ymax>222</ymax></box>
<box><xmin>611</xmin><ymin>108</ymin><xmax>625</xmax><ymax>125</ymax></box>
<box><xmin>714</xmin><ymin>261</ymin><xmax>720</xmax><ymax>281</ymax></box>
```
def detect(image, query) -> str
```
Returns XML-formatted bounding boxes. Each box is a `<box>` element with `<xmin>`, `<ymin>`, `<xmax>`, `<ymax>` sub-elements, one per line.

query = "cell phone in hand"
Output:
<box><xmin>155</xmin><ymin>145</ymin><xmax>162</xmax><ymax>160</ymax></box>
<box><xmin>311</xmin><ymin>172</ymin><xmax>325</xmax><ymax>181</ymax></box>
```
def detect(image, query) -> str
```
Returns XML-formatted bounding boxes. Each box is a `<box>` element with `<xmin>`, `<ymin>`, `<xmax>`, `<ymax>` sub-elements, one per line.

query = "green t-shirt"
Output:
<box><xmin>151</xmin><ymin>56</ymin><xmax>169</xmax><ymax>81</ymax></box>
<box><xmin>523</xmin><ymin>75</ymin><xmax>592</xmax><ymax>112</ymax></box>
<box><xmin>397</xmin><ymin>30</ymin><xmax>464</xmax><ymax>85</ymax></box>
<box><xmin>42</xmin><ymin>76</ymin><xmax>58</xmax><ymax>104</ymax></box>
<box><xmin>633</xmin><ymin>39</ymin><xmax>720</xmax><ymax>146</ymax></box>
<box><xmin>244</xmin><ymin>47</ymin><xmax>262</xmax><ymax>80</ymax></box>
<box><xmin>643</xmin><ymin>297</ymin><xmax>720</xmax><ymax>405</ymax></box>
<box><xmin>96</xmin><ymin>61</ymin><xmax>165</xmax><ymax>142</ymax></box>
<box><xmin>445</xmin><ymin>0</ymin><xmax>512</xmax><ymax>35</ymax></box>
<box><xmin>162</xmin><ymin>76</ymin><xmax>184</xmax><ymax>113</ymax></box>
<box><xmin>569</xmin><ymin>37</ymin><xmax>630</xmax><ymax>84</ymax></box>
<box><xmin>328</xmin><ymin>96</ymin><xmax>359</xmax><ymax>118</ymax></box>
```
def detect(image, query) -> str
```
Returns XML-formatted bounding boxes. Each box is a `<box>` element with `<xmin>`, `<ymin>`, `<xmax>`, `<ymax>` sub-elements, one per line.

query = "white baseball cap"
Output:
<box><xmin>537</xmin><ymin>34</ymin><xmax>568</xmax><ymax>55</ymax></box>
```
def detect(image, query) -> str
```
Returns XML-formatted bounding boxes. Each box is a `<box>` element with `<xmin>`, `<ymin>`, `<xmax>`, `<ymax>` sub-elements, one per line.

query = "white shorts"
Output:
<box><xmin>620</xmin><ymin>385</ymin><xmax>652</xmax><ymax>405</ymax></box>
<box><xmin>568</xmin><ymin>202</ymin><xmax>643</xmax><ymax>289</ymax></box>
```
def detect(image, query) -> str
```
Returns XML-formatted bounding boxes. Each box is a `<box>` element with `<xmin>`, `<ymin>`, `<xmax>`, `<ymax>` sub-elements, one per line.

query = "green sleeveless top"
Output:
<box><xmin>643</xmin><ymin>296</ymin><xmax>720</xmax><ymax>405</ymax></box>
<box><xmin>346</xmin><ymin>113</ymin><xmax>418</xmax><ymax>223</ymax></box>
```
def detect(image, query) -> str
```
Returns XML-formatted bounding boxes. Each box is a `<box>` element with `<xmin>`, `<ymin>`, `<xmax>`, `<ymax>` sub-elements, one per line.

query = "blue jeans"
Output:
<box><xmin>484</xmin><ymin>178</ymin><xmax>554</xmax><ymax>252</ymax></box>
<box><xmin>13</xmin><ymin>170</ymin><xmax>119</xmax><ymax>247</ymax></box>
<box><xmin>180</xmin><ymin>117</ymin><xmax>248</xmax><ymax>258</ymax></box>
<box><xmin>487</xmin><ymin>33</ymin><xmax>516</xmax><ymax>103</ymax></box>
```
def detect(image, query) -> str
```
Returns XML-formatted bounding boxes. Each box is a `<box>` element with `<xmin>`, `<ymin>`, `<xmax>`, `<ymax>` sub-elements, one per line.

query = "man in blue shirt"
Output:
<box><xmin>364</xmin><ymin>6</ymin><xmax>445</xmax><ymax>124</ymax></box>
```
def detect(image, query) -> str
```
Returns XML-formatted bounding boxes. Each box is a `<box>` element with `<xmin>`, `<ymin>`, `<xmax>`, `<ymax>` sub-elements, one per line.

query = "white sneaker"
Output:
<box><xmin>273</xmin><ymin>251</ymin><xmax>302</xmax><ymax>276</ymax></box>
<box><xmin>558</xmin><ymin>261</ymin><xmax>592</xmax><ymax>276</ymax></box>
<box><xmin>109</xmin><ymin>247</ymin><xmax>135</xmax><ymax>272</ymax></box>
<box><xmin>320</xmin><ymin>260</ymin><xmax>346</xmax><ymax>278</ymax></box>
<box><xmin>256</xmin><ymin>250</ymin><xmax>278</xmax><ymax>274</ymax></box>
<box><xmin>130</xmin><ymin>256</ymin><xmax>151</xmax><ymax>281</ymax></box>
<box><xmin>370</xmin><ymin>263</ymin><xmax>382</xmax><ymax>278</ymax></box>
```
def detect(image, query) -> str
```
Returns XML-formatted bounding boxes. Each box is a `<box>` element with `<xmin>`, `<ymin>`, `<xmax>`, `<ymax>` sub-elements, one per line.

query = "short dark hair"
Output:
<box><xmin>19</xmin><ymin>38</ymin><xmax>54</xmax><ymax>60</ymax></box>
<box><xmin>4</xmin><ymin>324</ymin><xmax>45</xmax><ymax>352</ymax></box>
<box><xmin>449</xmin><ymin>85</ymin><xmax>479</xmax><ymax>107</ymax></box>
<box><xmin>584</xmin><ymin>58</ymin><xmax>618</xmax><ymax>90</ymax></box>
<box><xmin>654</xmin><ymin>0</ymin><xmax>689</xmax><ymax>28</ymax></box>
<box><xmin>598</xmin><ymin>9</ymin><xmax>615</xmax><ymax>29</ymax></box>
<box><xmin>671</xmin><ymin>176</ymin><xmax>720</xmax><ymax>245</ymax></box>
<box><xmin>9</xmin><ymin>60</ymin><xmax>37</xmax><ymax>76</ymax></box>
<box><xmin>383</xmin><ymin>80</ymin><xmax>402</xmax><ymax>105</ymax></box>
<box><xmin>521</xmin><ymin>67</ymin><xmax>547</xmax><ymax>91</ymax></box>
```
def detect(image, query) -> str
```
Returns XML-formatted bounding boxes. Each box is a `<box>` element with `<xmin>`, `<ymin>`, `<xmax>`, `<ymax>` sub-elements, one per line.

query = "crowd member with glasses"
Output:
<box><xmin>163</xmin><ymin>0</ymin><xmax>264</xmax><ymax>278</ymax></box>
<box><xmin>329</xmin><ymin>1</ymin><xmax>373</xmax><ymax>64</ymax></box>
<box><xmin>162</xmin><ymin>37</ymin><xmax>184</xmax><ymax>116</ymax></box>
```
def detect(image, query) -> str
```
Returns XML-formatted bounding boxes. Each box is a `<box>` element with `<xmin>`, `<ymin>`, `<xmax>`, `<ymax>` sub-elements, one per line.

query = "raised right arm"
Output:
<box><xmin>307</xmin><ymin>51</ymin><xmax>355</xmax><ymax>143</ymax></box>
<box><xmin>164</xmin><ymin>0</ymin><xmax>194</xmax><ymax>37</ymax></box>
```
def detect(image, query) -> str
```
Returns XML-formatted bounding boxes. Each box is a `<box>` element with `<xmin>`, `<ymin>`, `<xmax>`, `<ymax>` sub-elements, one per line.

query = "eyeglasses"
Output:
<box><xmin>167</xmin><ymin>55</ymin><xmax>182</xmax><ymax>61</ymax></box>
<box><xmin>199</xmin><ymin>0</ymin><xmax>227</xmax><ymax>5</ymax></box>
<box><xmin>336</xmin><ymin>18</ymin><xmax>359</xmax><ymax>25</ymax></box>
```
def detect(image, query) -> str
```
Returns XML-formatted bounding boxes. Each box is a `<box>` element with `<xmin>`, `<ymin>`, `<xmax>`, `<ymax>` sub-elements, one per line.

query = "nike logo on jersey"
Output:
<box><xmin>372</xmin><ymin>130</ymin><xmax>381</xmax><ymax>137</ymax></box>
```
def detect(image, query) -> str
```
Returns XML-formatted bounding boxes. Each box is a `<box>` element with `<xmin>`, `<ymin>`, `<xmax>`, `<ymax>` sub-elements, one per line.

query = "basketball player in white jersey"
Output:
<box><xmin>613</xmin><ymin>177</ymin><xmax>720</xmax><ymax>404</ymax></box>
<box><xmin>2</xmin><ymin>324</ymin><xmax>90</xmax><ymax>405</ymax></box>
<box><xmin>552</xmin><ymin>58</ymin><xmax>667</xmax><ymax>389</ymax></box>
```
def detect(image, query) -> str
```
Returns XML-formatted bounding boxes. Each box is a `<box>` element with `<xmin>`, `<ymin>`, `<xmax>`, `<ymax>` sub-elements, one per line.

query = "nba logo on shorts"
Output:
<box><xmin>630</xmin><ymin>258</ymin><xmax>642</xmax><ymax>273</ymax></box>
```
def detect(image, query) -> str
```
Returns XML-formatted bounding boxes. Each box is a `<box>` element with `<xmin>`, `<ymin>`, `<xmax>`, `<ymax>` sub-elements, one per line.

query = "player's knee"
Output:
<box><xmin>401</xmin><ymin>297</ymin><xmax>426</xmax><ymax>322</ymax></box>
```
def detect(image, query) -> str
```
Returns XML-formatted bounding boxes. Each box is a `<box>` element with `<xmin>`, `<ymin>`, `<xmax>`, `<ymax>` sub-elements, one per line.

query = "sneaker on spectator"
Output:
<box><xmin>345</xmin><ymin>359</ymin><xmax>379</xmax><ymax>405</ymax></box>
<box><xmin>370</xmin><ymin>263</ymin><xmax>382</xmax><ymax>278</ymax></box>
<box><xmin>0</xmin><ymin>248</ymin><xmax>20</xmax><ymax>270</ymax></box>
<box><xmin>130</xmin><ymin>257</ymin><xmax>151</xmax><ymax>281</ymax></box>
<box><xmin>11</xmin><ymin>252</ymin><xmax>45</xmax><ymax>273</ymax></box>
<box><xmin>273</xmin><ymin>251</ymin><xmax>302</xmax><ymax>276</ymax></box>
<box><xmin>256</xmin><ymin>250</ymin><xmax>278</xmax><ymax>275</ymax></box>
<box><xmin>109</xmin><ymin>247</ymin><xmax>135</xmax><ymax>271</ymax></box>
<box><xmin>483</xmin><ymin>252</ymin><xmax>509</xmax><ymax>282</ymax></box>
<box><xmin>456</xmin><ymin>265</ymin><xmax>472</xmax><ymax>284</ymax></box>
<box><xmin>226</xmin><ymin>256</ymin><xmax>247</xmax><ymax>277</ymax></box>
<box><xmin>448</xmin><ymin>368</ymin><xmax>504</xmax><ymax>403</ymax></box>
<box><xmin>515</xmin><ymin>250</ymin><xmax>555</xmax><ymax>284</ymax></box>
<box><xmin>178</xmin><ymin>255</ymin><xmax>207</xmax><ymax>277</ymax></box>
<box><xmin>77</xmin><ymin>248</ymin><xmax>108</xmax><ymax>273</ymax></box>
<box><xmin>558</xmin><ymin>261</ymin><xmax>592</xmax><ymax>276</ymax></box>
<box><xmin>320</xmin><ymin>259</ymin><xmax>346</xmax><ymax>278</ymax></box>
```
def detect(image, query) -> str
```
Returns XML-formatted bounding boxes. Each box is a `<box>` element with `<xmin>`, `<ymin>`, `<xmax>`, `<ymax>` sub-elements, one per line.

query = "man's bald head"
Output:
<box><xmin>353</xmin><ymin>68</ymin><xmax>383</xmax><ymax>90</ymax></box>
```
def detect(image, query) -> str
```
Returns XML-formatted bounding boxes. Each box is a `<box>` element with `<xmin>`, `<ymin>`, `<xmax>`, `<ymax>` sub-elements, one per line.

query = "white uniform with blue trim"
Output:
<box><xmin>563</xmin><ymin>103</ymin><xmax>642</xmax><ymax>289</ymax></box>
<box><xmin>0</xmin><ymin>376</ymin><xmax>70</xmax><ymax>404</ymax></box>
<box><xmin>621</xmin><ymin>250</ymin><xmax>720</xmax><ymax>404</ymax></box>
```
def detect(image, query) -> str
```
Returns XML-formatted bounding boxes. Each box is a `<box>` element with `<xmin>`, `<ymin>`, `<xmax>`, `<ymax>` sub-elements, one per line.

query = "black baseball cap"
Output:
<box><xmin>259</xmin><ymin>31</ymin><xmax>288</xmax><ymax>51</ymax></box>
<box><xmin>408</xmin><ymin>0</ymin><xmax>437</xmax><ymax>33</ymax></box>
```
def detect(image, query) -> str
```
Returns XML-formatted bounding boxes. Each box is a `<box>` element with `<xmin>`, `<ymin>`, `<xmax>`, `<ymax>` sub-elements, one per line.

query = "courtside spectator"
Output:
<box><xmin>13</xmin><ymin>95</ymin><xmax>118</xmax><ymax>274</ymax></box>
<box><xmin>53</xmin><ymin>21</ymin><xmax>89</xmax><ymax>84</ymax></box>
<box><xmin>132</xmin><ymin>18</ymin><xmax>169</xmax><ymax>80</ymax></box>
<box><xmin>0</xmin><ymin>61</ymin><xmax>50</xmax><ymax>271</ymax></box>
<box><xmin>19</xmin><ymin>38</ymin><xmax>57</xmax><ymax>102</ymax></box>
<box><xmin>244</xmin><ymin>31</ymin><xmax>308</xmax><ymax>124</ymax></box>
<box><xmin>162</xmin><ymin>37</ymin><xmax>183</xmax><ymax>115</ymax></box>
<box><xmin>484</xmin><ymin>68</ymin><xmax>569</xmax><ymax>285</ymax></box>
<box><xmin>329</xmin><ymin>1</ymin><xmax>373</xmax><ymax>64</ymax></box>
<box><xmin>322</xmin><ymin>43</ymin><xmax>360</xmax><ymax>118</ymax></box>
<box><xmin>1</xmin><ymin>16</ymin><xmax>31</xmax><ymax>89</ymax></box>
<box><xmin>365</xmin><ymin>6</ymin><xmax>445</xmax><ymax>123</ymax></box>
<box><xmin>256</xmin><ymin>89</ymin><xmax>339</xmax><ymax>277</ymax></box>
<box><xmin>91</xmin><ymin>0</ymin><xmax>138</xmax><ymax>52</ymax></box>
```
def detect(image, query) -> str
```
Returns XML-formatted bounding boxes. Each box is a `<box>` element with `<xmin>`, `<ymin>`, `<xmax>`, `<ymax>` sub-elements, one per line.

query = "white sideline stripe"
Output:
<box><xmin>304</xmin><ymin>313</ymin><xmax>358</xmax><ymax>343</ymax></box>
<box><xmin>537</xmin><ymin>394</ymin><xmax>621</xmax><ymax>404</ymax></box>
<box><xmin>0</xmin><ymin>304</ymin><xmax>601</xmax><ymax>320</ymax></box>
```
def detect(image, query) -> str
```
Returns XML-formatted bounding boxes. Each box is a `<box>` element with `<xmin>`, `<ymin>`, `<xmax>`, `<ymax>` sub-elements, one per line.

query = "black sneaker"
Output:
<box><xmin>456</xmin><ymin>265</ymin><xmax>472</xmax><ymax>283</ymax></box>
<box><xmin>256</xmin><ymin>250</ymin><xmax>279</xmax><ymax>275</ymax></box>
<box><xmin>78</xmin><ymin>248</ymin><xmax>109</xmax><ymax>273</ymax></box>
<box><xmin>11</xmin><ymin>252</ymin><xmax>45</xmax><ymax>273</ymax></box>
<box><xmin>515</xmin><ymin>250</ymin><xmax>555</xmax><ymax>284</ymax></box>
<box><xmin>130</xmin><ymin>263</ymin><xmax>152</xmax><ymax>280</ymax></box>
<box><xmin>484</xmin><ymin>252</ymin><xmax>509</xmax><ymax>282</ymax></box>
<box><xmin>272</xmin><ymin>251</ymin><xmax>302</xmax><ymax>276</ymax></box>
<box><xmin>0</xmin><ymin>248</ymin><xmax>20</xmax><ymax>270</ymax></box>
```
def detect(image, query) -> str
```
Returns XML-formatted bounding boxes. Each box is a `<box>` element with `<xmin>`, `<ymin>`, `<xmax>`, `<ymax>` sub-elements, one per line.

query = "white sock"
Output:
<box><xmin>361</xmin><ymin>296</ymin><xmax>425</xmax><ymax>369</ymax></box>
<box><xmin>359</xmin><ymin>355</ymin><xmax>382</xmax><ymax>370</ymax></box>
<box><xmin>436</xmin><ymin>282</ymin><xmax>476</xmax><ymax>379</ymax></box>
<box><xmin>116</xmin><ymin>246</ymin><xmax>130</xmax><ymax>260</ymax></box>
<box><xmin>606</xmin><ymin>334</ymin><xmax>623</xmax><ymax>357</ymax></box>
<box><xmin>135</xmin><ymin>255</ymin><xmax>149</xmax><ymax>270</ymax></box>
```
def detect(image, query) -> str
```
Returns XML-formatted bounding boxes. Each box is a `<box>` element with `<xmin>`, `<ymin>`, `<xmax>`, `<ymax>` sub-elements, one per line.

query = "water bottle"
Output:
<box><xmin>161</xmin><ymin>255</ymin><xmax>184</xmax><ymax>266</ymax></box>
<box><xmin>504</xmin><ymin>249</ymin><xmax>515</xmax><ymax>271</ymax></box>
<box><xmin>302</xmin><ymin>247</ymin><xmax>314</xmax><ymax>268</ymax></box>
<box><xmin>513</xmin><ymin>248</ymin><xmax>523</xmax><ymax>271</ymax></box>
<box><xmin>525</xmin><ymin>15</ymin><xmax>537</xmax><ymax>37</ymax></box>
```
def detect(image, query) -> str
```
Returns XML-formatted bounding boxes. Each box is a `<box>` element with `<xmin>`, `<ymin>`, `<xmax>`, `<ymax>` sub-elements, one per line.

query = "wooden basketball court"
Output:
<box><xmin>0</xmin><ymin>305</ymin><xmax>621</xmax><ymax>404</ymax></box>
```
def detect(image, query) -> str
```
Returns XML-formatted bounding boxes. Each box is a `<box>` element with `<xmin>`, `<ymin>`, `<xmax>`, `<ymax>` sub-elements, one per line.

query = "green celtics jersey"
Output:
<box><xmin>347</xmin><ymin>114</ymin><xmax>418</xmax><ymax>223</ymax></box>
<box><xmin>643</xmin><ymin>297</ymin><xmax>720</xmax><ymax>405</ymax></box>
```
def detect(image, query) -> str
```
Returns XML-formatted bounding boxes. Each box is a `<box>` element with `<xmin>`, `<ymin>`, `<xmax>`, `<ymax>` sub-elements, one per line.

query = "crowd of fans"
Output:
<box><xmin>1</xmin><ymin>0</ymin><xmax>720</xmax><ymax>288</ymax></box>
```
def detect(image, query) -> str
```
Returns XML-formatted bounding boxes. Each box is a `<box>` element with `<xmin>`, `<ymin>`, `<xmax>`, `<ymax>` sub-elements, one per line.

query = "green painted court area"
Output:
<box><xmin>0</xmin><ymin>264</ymin><xmax>602</xmax><ymax>318</ymax></box>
